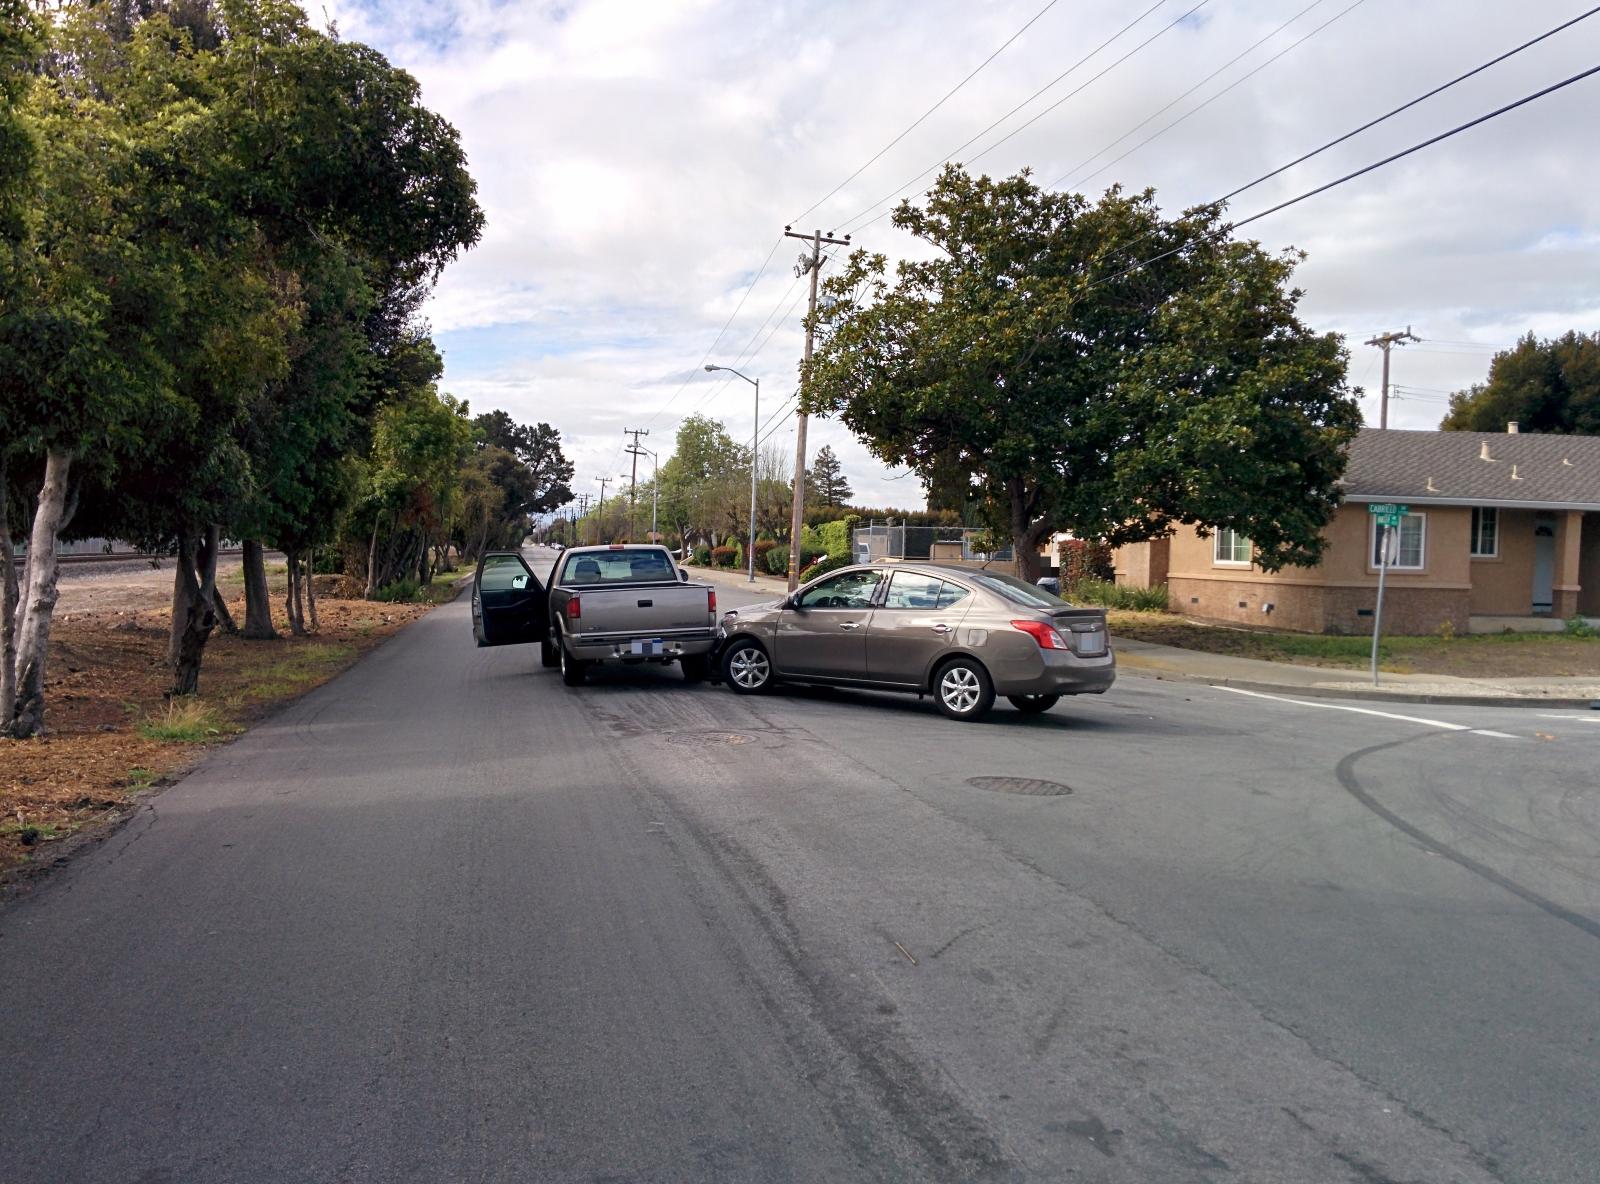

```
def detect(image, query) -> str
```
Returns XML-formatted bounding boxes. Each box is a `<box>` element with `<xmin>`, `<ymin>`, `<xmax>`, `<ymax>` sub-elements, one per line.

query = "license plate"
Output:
<box><xmin>631</xmin><ymin>638</ymin><xmax>664</xmax><ymax>655</ymax></box>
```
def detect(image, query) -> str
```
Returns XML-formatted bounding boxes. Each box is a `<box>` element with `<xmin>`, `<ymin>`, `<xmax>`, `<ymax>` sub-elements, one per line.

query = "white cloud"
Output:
<box><xmin>319</xmin><ymin>0</ymin><xmax>1600</xmax><ymax>507</ymax></box>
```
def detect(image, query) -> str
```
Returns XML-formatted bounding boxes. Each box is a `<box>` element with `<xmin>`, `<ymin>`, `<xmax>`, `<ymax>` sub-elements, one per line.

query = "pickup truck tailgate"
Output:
<box><xmin>569</xmin><ymin>584</ymin><xmax>714</xmax><ymax>641</ymax></box>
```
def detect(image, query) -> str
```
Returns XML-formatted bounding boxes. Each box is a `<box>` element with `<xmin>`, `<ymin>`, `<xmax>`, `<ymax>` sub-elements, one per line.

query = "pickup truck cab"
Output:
<box><xmin>549</xmin><ymin>545</ymin><xmax>718</xmax><ymax>686</ymax></box>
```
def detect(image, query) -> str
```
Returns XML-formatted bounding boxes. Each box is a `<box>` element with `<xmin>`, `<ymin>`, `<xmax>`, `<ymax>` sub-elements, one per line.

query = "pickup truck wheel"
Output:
<box><xmin>933</xmin><ymin>657</ymin><xmax>995</xmax><ymax>721</ymax></box>
<box><xmin>680</xmin><ymin>653</ymin><xmax>711</xmax><ymax>683</ymax></box>
<box><xmin>559</xmin><ymin>644</ymin><xmax>588</xmax><ymax>687</ymax></box>
<box><xmin>722</xmin><ymin>639</ymin><xmax>773</xmax><ymax>694</ymax></box>
<box><xmin>540</xmin><ymin>636</ymin><xmax>559</xmax><ymax>668</ymax></box>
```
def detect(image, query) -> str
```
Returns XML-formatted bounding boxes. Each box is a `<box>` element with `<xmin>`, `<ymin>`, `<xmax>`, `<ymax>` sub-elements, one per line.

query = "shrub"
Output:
<box><xmin>1059</xmin><ymin>538</ymin><xmax>1114</xmax><ymax>590</ymax></box>
<box><xmin>712</xmin><ymin>545</ymin><xmax>738</xmax><ymax>568</ymax></box>
<box><xmin>753</xmin><ymin>539</ymin><xmax>777</xmax><ymax>562</ymax></box>
<box><xmin>799</xmin><ymin>553</ymin><xmax>854</xmax><ymax>583</ymax></box>
<box><xmin>814</xmin><ymin>514</ymin><xmax>861</xmax><ymax>558</ymax></box>
<box><xmin>374</xmin><ymin>577</ymin><xmax>421</xmax><ymax>603</ymax></box>
<box><xmin>766</xmin><ymin>545</ymin><xmax>822</xmax><ymax>575</ymax></box>
<box><xmin>691</xmin><ymin>544</ymin><xmax>711</xmax><ymax>566</ymax></box>
<box><xmin>1565</xmin><ymin>614</ymin><xmax>1597</xmax><ymax>638</ymax></box>
<box><xmin>1069</xmin><ymin>577</ymin><xmax>1168</xmax><ymax>612</ymax></box>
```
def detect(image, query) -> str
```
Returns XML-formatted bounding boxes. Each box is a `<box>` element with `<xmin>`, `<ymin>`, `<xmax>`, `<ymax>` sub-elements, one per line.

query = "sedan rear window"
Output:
<box><xmin>561</xmin><ymin>549</ymin><xmax>676</xmax><ymax>585</ymax></box>
<box><xmin>968</xmin><ymin>571</ymin><xmax>1067</xmax><ymax>609</ymax></box>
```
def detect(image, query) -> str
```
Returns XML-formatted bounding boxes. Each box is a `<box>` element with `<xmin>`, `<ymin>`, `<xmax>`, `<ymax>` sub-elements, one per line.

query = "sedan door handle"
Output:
<box><xmin>930</xmin><ymin>623</ymin><xmax>950</xmax><ymax>633</ymax></box>
<box><xmin>839</xmin><ymin>621</ymin><xmax>862</xmax><ymax>630</ymax></box>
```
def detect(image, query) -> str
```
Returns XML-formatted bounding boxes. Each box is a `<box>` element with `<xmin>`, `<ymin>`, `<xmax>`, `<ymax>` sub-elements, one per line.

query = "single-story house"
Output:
<box><xmin>1114</xmin><ymin>426</ymin><xmax>1600</xmax><ymax>634</ymax></box>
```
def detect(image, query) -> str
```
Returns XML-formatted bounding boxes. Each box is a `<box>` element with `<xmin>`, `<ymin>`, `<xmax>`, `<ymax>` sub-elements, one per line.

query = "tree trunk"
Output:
<box><xmin>170</xmin><ymin>526</ymin><xmax>221</xmax><ymax>697</ymax></box>
<box><xmin>240</xmin><ymin>539</ymin><xmax>278</xmax><ymax>640</ymax></box>
<box><xmin>305</xmin><ymin>548</ymin><xmax>320</xmax><ymax>632</ymax></box>
<box><xmin>213</xmin><ymin>591</ymin><xmax>239</xmax><ymax>636</ymax></box>
<box><xmin>1008</xmin><ymin>480</ymin><xmax>1049</xmax><ymax>582</ymax></box>
<box><xmin>1</xmin><ymin>453</ymin><xmax>19</xmax><ymax>729</ymax></box>
<box><xmin>5</xmin><ymin>448</ymin><xmax>74</xmax><ymax>738</ymax></box>
<box><xmin>364</xmin><ymin>517</ymin><xmax>380</xmax><ymax>599</ymax></box>
<box><xmin>285</xmin><ymin>549</ymin><xmax>306</xmax><ymax>636</ymax></box>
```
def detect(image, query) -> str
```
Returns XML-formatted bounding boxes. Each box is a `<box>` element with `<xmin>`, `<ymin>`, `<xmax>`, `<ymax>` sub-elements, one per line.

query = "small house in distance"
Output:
<box><xmin>1114</xmin><ymin>427</ymin><xmax>1600</xmax><ymax>634</ymax></box>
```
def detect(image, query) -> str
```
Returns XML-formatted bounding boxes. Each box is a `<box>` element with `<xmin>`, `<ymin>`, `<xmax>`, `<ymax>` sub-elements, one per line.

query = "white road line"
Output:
<box><xmin>1216</xmin><ymin>686</ymin><xmax>1516</xmax><ymax>738</ymax></box>
<box><xmin>1536</xmin><ymin>712</ymin><xmax>1600</xmax><ymax>724</ymax></box>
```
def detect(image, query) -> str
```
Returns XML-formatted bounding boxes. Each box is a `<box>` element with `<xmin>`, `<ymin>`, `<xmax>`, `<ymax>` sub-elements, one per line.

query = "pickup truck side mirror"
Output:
<box><xmin>678</xmin><ymin>567</ymin><xmax>690</xmax><ymax>582</ymax></box>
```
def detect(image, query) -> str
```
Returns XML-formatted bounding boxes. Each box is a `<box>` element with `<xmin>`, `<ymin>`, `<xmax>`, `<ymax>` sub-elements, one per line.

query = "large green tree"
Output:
<box><xmin>805</xmin><ymin>167</ymin><xmax>1362</xmax><ymax>578</ymax></box>
<box><xmin>1441</xmin><ymin>331</ymin><xmax>1600</xmax><ymax>435</ymax></box>
<box><xmin>806</xmin><ymin>444</ymin><xmax>852</xmax><ymax>508</ymax></box>
<box><xmin>656</xmin><ymin>415</ymin><xmax>747</xmax><ymax>549</ymax></box>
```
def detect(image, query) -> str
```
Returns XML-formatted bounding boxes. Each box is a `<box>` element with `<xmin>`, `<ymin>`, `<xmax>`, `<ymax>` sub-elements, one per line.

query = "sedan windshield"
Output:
<box><xmin>967</xmin><ymin>570</ymin><xmax>1067</xmax><ymax>609</ymax></box>
<box><xmin>561</xmin><ymin>548</ymin><xmax>675</xmax><ymax>585</ymax></box>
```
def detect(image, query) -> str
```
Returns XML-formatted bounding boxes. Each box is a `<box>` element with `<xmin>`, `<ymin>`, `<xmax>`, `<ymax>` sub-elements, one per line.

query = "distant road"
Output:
<box><xmin>2</xmin><ymin>582</ymin><xmax>1597</xmax><ymax>1181</ymax></box>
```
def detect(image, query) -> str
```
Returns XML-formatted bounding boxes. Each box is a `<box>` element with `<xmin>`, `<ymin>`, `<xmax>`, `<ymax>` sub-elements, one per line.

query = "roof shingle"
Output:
<box><xmin>1340</xmin><ymin>429</ymin><xmax>1600</xmax><ymax>508</ymax></box>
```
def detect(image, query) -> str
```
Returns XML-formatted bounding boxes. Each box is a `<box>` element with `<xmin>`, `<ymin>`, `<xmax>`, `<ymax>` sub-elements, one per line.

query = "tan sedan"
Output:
<box><xmin>715</xmin><ymin>563</ymin><xmax>1114</xmax><ymax>721</ymax></box>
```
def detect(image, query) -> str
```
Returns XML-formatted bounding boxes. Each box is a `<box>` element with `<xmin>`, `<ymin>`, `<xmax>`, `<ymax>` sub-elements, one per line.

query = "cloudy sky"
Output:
<box><xmin>317</xmin><ymin>0</ymin><xmax>1600</xmax><ymax>510</ymax></box>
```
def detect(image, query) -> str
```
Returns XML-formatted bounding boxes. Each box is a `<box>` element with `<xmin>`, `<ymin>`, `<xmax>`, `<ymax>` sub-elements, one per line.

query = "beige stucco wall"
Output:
<box><xmin>1112</xmin><ymin>538</ymin><xmax>1170</xmax><ymax>588</ymax></box>
<box><xmin>1468</xmin><ymin>508</ymin><xmax>1537</xmax><ymax>615</ymax></box>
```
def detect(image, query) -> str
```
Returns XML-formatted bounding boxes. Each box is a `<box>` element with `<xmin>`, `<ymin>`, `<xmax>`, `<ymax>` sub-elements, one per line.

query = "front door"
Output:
<box><xmin>473</xmin><ymin>552</ymin><xmax>547</xmax><ymax>646</ymax></box>
<box><xmin>866</xmin><ymin>570</ymin><xmax>973</xmax><ymax>686</ymax></box>
<box><xmin>1532</xmin><ymin>515</ymin><xmax>1556</xmax><ymax>615</ymax></box>
<box><xmin>775</xmin><ymin>569</ymin><xmax>885</xmax><ymax>677</ymax></box>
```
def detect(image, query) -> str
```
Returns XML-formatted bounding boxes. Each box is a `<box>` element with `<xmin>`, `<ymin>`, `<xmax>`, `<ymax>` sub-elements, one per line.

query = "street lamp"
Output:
<box><xmin>705</xmin><ymin>363</ymin><xmax>759</xmax><ymax>583</ymax></box>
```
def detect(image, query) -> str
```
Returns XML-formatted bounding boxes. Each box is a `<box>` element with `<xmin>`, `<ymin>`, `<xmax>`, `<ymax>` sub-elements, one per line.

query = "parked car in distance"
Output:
<box><xmin>714</xmin><ymin>563</ymin><xmax>1113</xmax><ymax>721</ymax></box>
<box><xmin>546</xmin><ymin>545</ymin><xmax>718</xmax><ymax>686</ymax></box>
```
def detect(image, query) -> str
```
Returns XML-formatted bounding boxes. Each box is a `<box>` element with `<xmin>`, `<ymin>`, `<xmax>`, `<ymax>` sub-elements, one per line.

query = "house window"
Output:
<box><xmin>1371</xmin><ymin>512</ymin><xmax>1425</xmax><ymax>570</ymax></box>
<box><xmin>1214</xmin><ymin>527</ymin><xmax>1251</xmax><ymax>566</ymax></box>
<box><xmin>1470</xmin><ymin>506</ymin><xmax>1499</xmax><ymax>557</ymax></box>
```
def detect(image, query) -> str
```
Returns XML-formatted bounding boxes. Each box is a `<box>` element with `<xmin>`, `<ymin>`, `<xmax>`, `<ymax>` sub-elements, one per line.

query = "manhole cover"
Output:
<box><xmin>668</xmin><ymin>731</ymin><xmax>753</xmax><ymax>747</ymax></box>
<box><xmin>965</xmin><ymin>776</ymin><xmax>1072</xmax><ymax>797</ymax></box>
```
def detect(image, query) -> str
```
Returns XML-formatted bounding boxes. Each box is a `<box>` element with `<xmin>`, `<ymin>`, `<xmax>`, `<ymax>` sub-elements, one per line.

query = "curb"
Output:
<box><xmin>1118</xmin><ymin>662</ymin><xmax>1599</xmax><ymax>710</ymax></box>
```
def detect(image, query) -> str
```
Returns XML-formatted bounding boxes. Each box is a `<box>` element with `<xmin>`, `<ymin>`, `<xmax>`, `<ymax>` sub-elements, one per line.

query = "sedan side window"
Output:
<box><xmin>936</xmin><ymin>581</ymin><xmax>971</xmax><ymax>610</ymax></box>
<box><xmin>797</xmin><ymin>570</ymin><xmax>883</xmax><ymax>609</ymax></box>
<box><xmin>883</xmin><ymin>571</ymin><xmax>945</xmax><ymax>609</ymax></box>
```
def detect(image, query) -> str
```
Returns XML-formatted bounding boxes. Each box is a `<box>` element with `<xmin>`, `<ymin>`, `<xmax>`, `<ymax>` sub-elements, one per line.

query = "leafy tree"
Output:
<box><xmin>805</xmin><ymin>167</ymin><xmax>1361</xmax><ymax>579</ymax></box>
<box><xmin>1441</xmin><ymin>332</ymin><xmax>1600</xmax><ymax>435</ymax></box>
<box><xmin>657</xmin><ymin>415</ymin><xmax>747</xmax><ymax>549</ymax></box>
<box><xmin>806</xmin><ymin>444</ymin><xmax>852</xmax><ymax>507</ymax></box>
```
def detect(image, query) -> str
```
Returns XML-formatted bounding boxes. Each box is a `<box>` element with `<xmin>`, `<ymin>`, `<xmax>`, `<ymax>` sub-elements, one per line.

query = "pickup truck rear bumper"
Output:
<box><xmin>565</xmin><ymin>630</ymin><xmax>718</xmax><ymax>663</ymax></box>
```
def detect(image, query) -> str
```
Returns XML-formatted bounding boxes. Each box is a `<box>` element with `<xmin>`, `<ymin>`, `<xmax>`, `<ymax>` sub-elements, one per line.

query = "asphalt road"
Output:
<box><xmin>2</xmin><ymin>549</ymin><xmax>1597</xmax><ymax>1182</ymax></box>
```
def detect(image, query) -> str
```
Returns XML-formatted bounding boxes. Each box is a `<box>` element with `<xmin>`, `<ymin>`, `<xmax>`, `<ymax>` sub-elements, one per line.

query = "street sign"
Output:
<box><xmin>1366</xmin><ymin>507</ymin><xmax>1407</xmax><ymax>686</ymax></box>
<box><xmin>1367</xmin><ymin>502</ymin><xmax>1408</xmax><ymax>527</ymax></box>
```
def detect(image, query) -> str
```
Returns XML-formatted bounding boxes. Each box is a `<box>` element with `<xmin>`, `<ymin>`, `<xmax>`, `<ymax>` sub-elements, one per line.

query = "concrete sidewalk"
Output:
<box><xmin>691</xmin><ymin>564</ymin><xmax>1600</xmax><ymax>708</ymax></box>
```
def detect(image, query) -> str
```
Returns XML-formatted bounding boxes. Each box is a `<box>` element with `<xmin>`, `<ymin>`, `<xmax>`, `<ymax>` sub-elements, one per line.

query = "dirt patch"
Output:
<box><xmin>1</xmin><ymin>570</ymin><xmax>461</xmax><ymax>874</ymax></box>
<box><xmin>1109</xmin><ymin>612</ymin><xmax>1600</xmax><ymax>677</ymax></box>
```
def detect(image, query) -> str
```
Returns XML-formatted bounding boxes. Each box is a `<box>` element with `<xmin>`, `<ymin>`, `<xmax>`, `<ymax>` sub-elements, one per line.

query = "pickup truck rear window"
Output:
<box><xmin>560</xmin><ymin>549</ymin><xmax>677</xmax><ymax>586</ymax></box>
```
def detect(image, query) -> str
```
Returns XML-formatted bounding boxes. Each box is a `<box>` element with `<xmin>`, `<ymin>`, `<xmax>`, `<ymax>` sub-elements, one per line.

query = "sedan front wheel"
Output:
<box><xmin>722</xmin><ymin>639</ymin><xmax>774</xmax><ymax>694</ymax></box>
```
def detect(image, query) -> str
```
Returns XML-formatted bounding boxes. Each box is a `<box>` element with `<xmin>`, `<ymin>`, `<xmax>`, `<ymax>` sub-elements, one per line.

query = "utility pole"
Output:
<box><xmin>594</xmin><ymin>477</ymin><xmax>611</xmax><ymax>545</ymax></box>
<box><xmin>783</xmin><ymin>225</ymin><xmax>851</xmax><ymax>591</ymax></box>
<box><xmin>623</xmin><ymin>428</ymin><xmax>649</xmax><ymax>541</ymax></box>
<box><xmin>628</xmin><ymin>446</ymin><xmax>659</xmax><ymax>542</ymax></box>
<box><xmin>1365</xmin><ymin>327</ymin><xmax>1418</xmax><ymax>430</ymax></box>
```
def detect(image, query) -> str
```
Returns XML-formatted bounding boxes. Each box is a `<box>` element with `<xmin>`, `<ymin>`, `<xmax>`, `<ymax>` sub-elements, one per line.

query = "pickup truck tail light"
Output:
<box><xmin>1011</xmin><ymin>619</ymin><xmax>1068</xmax><ymax>650</ymax></box>
<box><xmin>568</xmin><ymin>595</ymin><xmax>580</xmax><ymax>620</ymax></box>
<box><xmin>708</xmin><ymin>589</ymin><xmax>717</xmax><ymax>614</ymax></box>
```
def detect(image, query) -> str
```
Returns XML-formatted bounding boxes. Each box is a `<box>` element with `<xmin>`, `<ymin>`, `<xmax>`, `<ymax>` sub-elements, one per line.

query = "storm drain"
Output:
<box><xmin>667</xmin><ymin>731</ymin><xmax>754</xmax><ymax>747</ymax></box>
<box><xmin>965</xmin><ymin>776</ymin><xmax>1073</xmax><ymax>797</ymax></box>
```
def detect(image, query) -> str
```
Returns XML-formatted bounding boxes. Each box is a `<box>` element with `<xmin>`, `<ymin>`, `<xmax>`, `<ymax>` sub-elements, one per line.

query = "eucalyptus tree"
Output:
<box><xmin>806</xmin><ymin>167</ymin><xmax>1362</xmax><ymax>579</ymax></box>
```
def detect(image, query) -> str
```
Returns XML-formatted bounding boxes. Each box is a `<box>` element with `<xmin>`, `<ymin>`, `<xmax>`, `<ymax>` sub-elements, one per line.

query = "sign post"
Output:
<box><xmin>1366</xmin><ymin>503</ymin><xmax>1407</xmax><ymax>686</ymax></box>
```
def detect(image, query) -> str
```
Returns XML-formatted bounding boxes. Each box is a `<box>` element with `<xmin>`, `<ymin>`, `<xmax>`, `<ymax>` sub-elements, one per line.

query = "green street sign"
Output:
<box><xmin>1366</xmin><ymin>502</ymin><xmax>1408</xmax><ymax>516</ymax></box>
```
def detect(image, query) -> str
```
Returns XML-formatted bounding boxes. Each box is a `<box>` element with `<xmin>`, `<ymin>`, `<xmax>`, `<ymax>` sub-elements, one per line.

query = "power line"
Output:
<box><xmin>1212</xmin><ymin>4</ymin><xmax>1600</xmax><ymax>207</ymax></box>
<box><xmin>1093</xmin><ymin>63</ymin><xmax>1600</xmax><ymax>295</ymax></box>
<box><xmin>830</xmin><ymin>0</ymin><xmax>1172</xmax><ymax>234</ymax></box>
<box><xmin>788</xmin><ymin>0</ymin><xmax>1064</xmax><ymax>227</ymax></box>
<box><xmin>1050</xmin><ymin>0</ymin><xmax>1366</xmax><ymax>193</ymax></box>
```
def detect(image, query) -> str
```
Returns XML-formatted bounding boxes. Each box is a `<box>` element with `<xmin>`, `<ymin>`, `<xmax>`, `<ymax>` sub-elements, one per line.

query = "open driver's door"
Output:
<box><xmin>472</xmin><ymin>552</ymin><xmax>548</xmax><ymax>647</ymax></box>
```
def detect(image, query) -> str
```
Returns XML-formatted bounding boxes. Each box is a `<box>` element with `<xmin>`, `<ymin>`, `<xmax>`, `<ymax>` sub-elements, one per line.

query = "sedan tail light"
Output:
<box><xmin>568</xmin><ymin>595</ymin><xmax>581</xmax><ymax>620</ymax></box>
<box><xmin>1011</xmin><ymin>619</ymin><xmax>1068</xmax><ymax>650</ymax></box>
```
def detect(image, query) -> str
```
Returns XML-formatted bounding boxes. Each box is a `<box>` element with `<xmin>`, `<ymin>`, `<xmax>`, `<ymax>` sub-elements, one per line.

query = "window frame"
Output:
<box><xmin>1212</xmin><ymin>527</ymin><xmax>1252</xmax><ymax>568</ymax></box>
<box><xmin>1469</xmin><ymin>506</ymin><xmax>1499</xmax><ymax>558</ymax></box>
<box><xmin>1370</xmin><ymin>511</ymin><xmax>1427</xmax><ymax>572</ymax></box>
<box><xmin>796</xmin><ymin>568</ymin><xmax>884</xmax><ymax>609</ymax></box>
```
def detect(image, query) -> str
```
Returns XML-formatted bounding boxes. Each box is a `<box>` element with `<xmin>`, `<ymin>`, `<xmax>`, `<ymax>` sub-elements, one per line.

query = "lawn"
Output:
<box><xmin>1107</xmin><ymin>612</ymin><xmax>1600</xmax><ymax>678</ymax></box>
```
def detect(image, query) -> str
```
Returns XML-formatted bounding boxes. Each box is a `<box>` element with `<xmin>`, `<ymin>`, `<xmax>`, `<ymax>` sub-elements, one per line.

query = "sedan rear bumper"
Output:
<box><xmin>991</xmin><ymin>649</ymin><xmax>1116</xmax><ymax>696</ymax></box>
